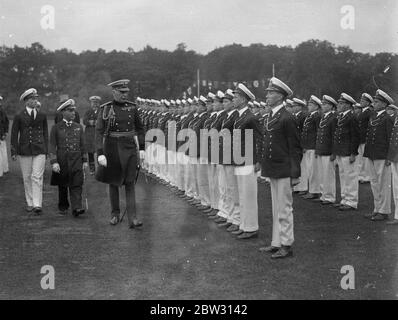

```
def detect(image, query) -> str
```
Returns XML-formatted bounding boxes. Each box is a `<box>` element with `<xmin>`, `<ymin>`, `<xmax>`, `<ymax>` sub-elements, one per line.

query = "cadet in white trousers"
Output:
<box><xmin>11</xmin><ymin>88</ymin><xmax>48</xmax><ymax>214</ymax></box>
<box><xmin>259</xmin><ymin>77</ymin><xmax>301</xmax><ymax>259</ymax></box>
<box><xmin>364</xmin><ymin>90</ymin><xmax>394</xmax><ymax>221</ymax></box>
<box><xmin>332</xmin><ymin>93</ymin><xmax>360</xmax><ymax>211</ymax></box>
<box><xmin>230</xmin><ymin>83</ymin><xmax>262</xmax><ymax>239</ymax></box>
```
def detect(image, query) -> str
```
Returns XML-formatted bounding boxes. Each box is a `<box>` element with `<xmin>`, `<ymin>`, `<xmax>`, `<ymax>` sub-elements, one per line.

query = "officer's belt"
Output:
<box><xmin>108</xmin><ymin>131</ymin><xmax>136</xmax><ymax>138</ymax></box>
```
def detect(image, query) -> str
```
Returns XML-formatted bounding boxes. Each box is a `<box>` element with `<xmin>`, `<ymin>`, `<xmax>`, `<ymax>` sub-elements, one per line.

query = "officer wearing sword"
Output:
<box><xmin>95</xmin><ymin>79</ymin><xmax>144</xmax><ymax>229</ymax></box>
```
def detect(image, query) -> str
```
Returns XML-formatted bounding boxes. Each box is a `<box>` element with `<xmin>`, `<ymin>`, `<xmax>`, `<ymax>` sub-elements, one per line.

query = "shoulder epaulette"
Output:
<box><xmin>100</xmin><ymin>101</ymin><xmax>112</xmax><ymax>108</ymax></box>
<box><xmin>126</xmin><ymin>100</ymin><xmax>137</xmax><ymax>106</ymax></box>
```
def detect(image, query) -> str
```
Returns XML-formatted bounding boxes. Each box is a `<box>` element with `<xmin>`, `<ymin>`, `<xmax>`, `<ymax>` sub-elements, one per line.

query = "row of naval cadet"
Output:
<box><xmin>136</xmin><ymin>78</ymin><xmax>398</xmax><ymax>259</ymax></box>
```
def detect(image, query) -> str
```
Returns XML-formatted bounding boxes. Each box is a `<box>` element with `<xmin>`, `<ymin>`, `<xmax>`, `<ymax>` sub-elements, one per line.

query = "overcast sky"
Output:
<box><xmin>0</xmin><ymin>0</ymin><xmax>397</xmax><ymax>54</ymax></box>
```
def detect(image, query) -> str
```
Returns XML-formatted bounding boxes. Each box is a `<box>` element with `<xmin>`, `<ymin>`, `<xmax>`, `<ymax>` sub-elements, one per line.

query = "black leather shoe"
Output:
<box><xmin>321</xmin><ymin>201</ymin><xmax>333</xmax><ymax>205</ymax></box>
<box><xmin>237</xmin><ymin>231</ymin><xmax>258</xmax><ymax>239</ymax></box>
<box><xmin>58</xmin><ymin>210</ymin><xmax>68</xmax><ymax>216</ymax></box>
<box><xmin>25</xmin><ymin>206</ymin><xmax>34</xmax><ymax>212</ymax></box>
<box><xmin>227</xmin><ymin>224</ymin><xmax>239</xmax><ymax>232</ymax></box>
<box><xmin>33</xmin><ymin>207</ymin><xmax>42</xmax><ymax>215</ymax></box>
<box><xmin>271</xmin><ymin>246</ymin><xmax>293</xmax><ymax>259</ymax></box>
<box><xmin>339</xmin><ymin>205</ymin><xmax>356</xmax><ymax>211</ymax></box>
<box><xmin>332</xmin><ymin>203</ymin><xmax>342</xmax><ymax>208</ymax></box>
<box><xmin>364</xmin><ymin>212</ymin><xmax>377</xmax><ymax>219</ymax></box>
<box><xmin>259</xmin><ymin>246</ymin><xmax>280</xmax><ymax>253</ymax></box>
<box><xmin>371</xmin><ymin>213</ymin><xmax>389</xmax><ymax>221</ymax></box>
<box><xmin>72</xmin><ymin>209</ymin><xmax>85</xmax><ymax>217</ymax></box>
<box><xmin>110</xmin><ymin>216</ymin><xmax>120</xmax><ymax>225</ymax></box>
<box><xmin>214</xmin><ymin>217</ymin><xmax>227</xmax><ymax>224</ymax></box>
<box><xmin>231</xmin><ymin>229</ymin><xmax>244</xmax><ymax>235</ymax></box>
<box><xmin>303</xmin><ymin>193</ymin><xmax>320</xmax><ymax>200</ymax></box>
<box><xmin>297</xmin><ymin>191</ymin><xmax>307</xmax><ymax>196</ymax></box>
<box><xmin>218</xmin><ymin>222</ymin><xmax>232</xmax><ymax>228</ymax></box>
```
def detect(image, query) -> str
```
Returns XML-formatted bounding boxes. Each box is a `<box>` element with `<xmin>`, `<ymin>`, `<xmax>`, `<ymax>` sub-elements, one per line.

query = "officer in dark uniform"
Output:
<box><xmin>49</xmin><ymin>99</ymin><xmax>88</xmax><ymax>216</ymax></box>
<box><xmin>83</xmin><ymin>96</ymin><xmax>101</xmax><ymax>174</ymax></box>
<box><xmin>95</xmin><ymin>79</ymin><xmax>144</xmax><ymax>228</ymax></box>
<box><xmin>55</xmin><ymin>96</ymin><xmax>81</xmax><ymax>124</ymax></box>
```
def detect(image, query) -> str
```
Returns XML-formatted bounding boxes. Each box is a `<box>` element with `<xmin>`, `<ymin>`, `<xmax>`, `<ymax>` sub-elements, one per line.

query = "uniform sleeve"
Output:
<box><xmin>43</xmin><ymin>114</ymin><xmax>49</xmax><ymax>155</ymax></box>
<box><xmin>80</xmin><ymin>124</ymin><xmax>88</xmax><ymax>163</ymax></box>
<box><xmin>10</xmin><ymin>114</ymin><xmax>20</xmax><ymax>156</ymax></box>
<box><xmin>96</xmin><ymin>107</ymin><xmax>105</xmax><ymax>156</ymax></box>
<box><xmin>285</xmin><ymin>115</ymin><xmax>302</xmax><ymax>178</ymax></box>
<box><xmin>49</xmin><ymin>125</ymin><xmax>58</xmax><ymax>164</ymax></box>
<box><xmin>350</xmin><ymin>116</ymin><xmax>360</xmax><ymax>156</ymax></box>
<box><xmin>250</xmin><ymin>117</ymin><xmax>264</xmax><ymax>164</ymax></box>
<box><xmin>134</xmin><ymin>107</ymin><xmax>145</xmax><ymax>150</ymax></box>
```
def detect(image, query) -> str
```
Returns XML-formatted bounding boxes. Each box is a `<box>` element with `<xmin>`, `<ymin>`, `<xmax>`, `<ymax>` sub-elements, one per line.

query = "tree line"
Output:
<box><xmin>0</xmin><ymin>40</ymin><xmax>396</xmax><ymax>117</ymax></box>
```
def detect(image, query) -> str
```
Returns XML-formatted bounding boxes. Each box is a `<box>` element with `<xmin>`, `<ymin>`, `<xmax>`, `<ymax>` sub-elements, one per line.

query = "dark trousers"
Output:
<box><xmin>109</xmin><ymin>183</ymin><xmax>136</xmax><ymax>223</ymax></box>
<box><xmin>58</xmin><ymin>185</ymin><xmax>83</xmax><ymax>211</ymax></box>
<box><xmin>88</xmin><ymin>153</ymin><xmax>95</xmax><ymax>171</ymax></box>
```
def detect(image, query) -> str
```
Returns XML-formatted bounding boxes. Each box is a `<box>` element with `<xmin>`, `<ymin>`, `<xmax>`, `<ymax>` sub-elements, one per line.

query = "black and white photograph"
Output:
<box><xmin>0</xmin><ymin>0</ymin><xmax>397</xmax><ymax>304</ymax></box>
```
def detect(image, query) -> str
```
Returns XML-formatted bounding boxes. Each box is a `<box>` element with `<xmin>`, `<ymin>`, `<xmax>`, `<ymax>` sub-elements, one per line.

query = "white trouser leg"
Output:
<box><xmin>235</xmin><ymin>165</ymin><xmax>258</xmax><ymax>232</ymax></box>
<box><xmin>0</xmin><ymin>141</ymin><xmax>8</xmax><ymax>173</ymax></box>
<box><xmin>368</xmin><ymin>159</ymin><xmax>391</xmax><ymax>214</ymax></box>
<box><xmin>357</xmin><ymin>144</ymin><xmax>370</xmax><ymax>182</ymax></box>
<box><xmin>307</xmin><ymin>150</ymin><xmax>321</xmax><ymax>194</ymax></box>
<box><xmin>196</xmin><ymin>161</ymin><xmax>210</xmax><ymax>206</ymax></box>
<box><xmin>19</xmin><ymin>156</ymin><xmax>34</xmax><ymax>206</ymax></box>
<box><xmin>337</xmin><ymin>156</ymin><xmax>359</xmax><ymax>208</ymax></box>
<box><xmin>220</xmin><ymin>165</ymin><xmax>240</xmax><ymax>225</ymax></box>
<box><xmin>319</xmin><ymin>155</ymin><xmax>336</xmax><ymax>202</ymax></box>
<box><xmin>391</xmin><ymin>162</ymin><xmax>398</xmax><ymax>219</ymax></box>
<box><xmin>293</xmin><ymin>155</ymin><xmax>308</xmax><ymax>192</ymax></box>
<box><xmin>270</xmin><ymin>177</ymin><xmax>294</xmax><ymax>247</ymax></box>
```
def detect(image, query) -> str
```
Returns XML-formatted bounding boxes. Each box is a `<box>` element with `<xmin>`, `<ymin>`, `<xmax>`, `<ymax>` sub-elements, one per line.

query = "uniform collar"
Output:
<box><xmin>271</xmin><ymin>104</ymin><xmax>284</xmax><ymax>117</ymax></box>
<box><xmin>238</xmin><ymin>106</ymin><xmax>249</xmax><ymax>116</ymax></box>
<box><xmin>377</xmin><ymin>109</ymin><xmax>386</xmax><ymax>117</ymax></box>
<box><xmin>63</xmin><ymin>119</ymin><xmax>73</xmax><ymax>126</ymax></box>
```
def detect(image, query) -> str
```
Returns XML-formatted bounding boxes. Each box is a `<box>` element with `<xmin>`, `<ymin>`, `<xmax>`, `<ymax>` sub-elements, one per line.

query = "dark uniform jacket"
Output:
<box><xmin>295</xmin><ymin>111</ymin><xmax>307</xmax><ymax>136</ymax></box>
<box><xmin>11</xmin><ymin>109</ymin><xmax>48</xmax><ymax>156</ymax></box>
<box><xmin>315</xmin><ymin>112</ymin><xmax>337</xmax><ymax>156</ymax></box>
<box><xmin>0</xmin><ymin>108</ymin><xmax>9</xmax><ymax>139</ymax></box>
<box><xmin>260</xmin><ymin>106</ymin><xmax>302</xmax><ymax>179</ymax></box>
<box><xmin>301</xmin><ymin>111</ymin><xmax>321</xmax><ymax>150</ymax></box>
<box><xmin>387</xmin><ymin>116</ymin><xmax>398</xmax><ymax>162</ymax></box>
<box><xmin>207</xmin><ymin>111</ymin><xmax>227</xmax><ymax>164</ymax></box>
<box><xmin>232</xmin><ymin>107</ymin><xmax>263</xmax><ymax>166</ymax></box>
<box><xmin>357</xmin><ymin>107</ymin><xmax>372</xmax><ymax>145</ymax></box>
<box><xmin>177</xmin><ymin>112</ymin><xmax>194</xmax><ymax>153</ymax></box>
<box><xmin>95</xmin><ymin>100</ymin><xmax>144</xmax><ymax>186</ymax></box>
<box><xmin>364</xmin><ymin>111</ymin><xmax>393</xmax><ymax>160</ymax></box>
<box><xmin>332</xmin><ymin>111</ymin><xmax>360</xmax><ymax>156</ymax></box>
<box><xmin>83</xmin><ymin>108</ymin><xmax>99</xmax><ymax>153</ymax></box>
<box><xmin>49</xmin><ymin>120</ymin><xmax>87</xmax><ymax>187</ymax></box>
<box><xmin>55</xmin><ymin>111</ymin><xmax>80</xmax><ymax>124</ymax></box>
<box><xmin>219</xmin><ymin>110</ymin><xmax>239</xmax><ymax>165</ymax></box>
<box><xmin>190</xmin><ymin>112</ymin><xmax>209</xmax><ymax>158</ymax></box>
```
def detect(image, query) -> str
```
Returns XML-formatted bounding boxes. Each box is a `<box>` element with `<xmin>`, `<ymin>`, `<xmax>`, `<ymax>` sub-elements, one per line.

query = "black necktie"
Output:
<box><xmin>30</xmin><ymin>109</ymin><xmax>35</xmax><ymax>122</ymax></box>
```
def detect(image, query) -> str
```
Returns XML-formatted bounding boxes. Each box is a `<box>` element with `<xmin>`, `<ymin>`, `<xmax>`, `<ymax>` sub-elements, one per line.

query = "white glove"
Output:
<box><xmin>98</xmin><ymin>155</ymin><xmax>107</xmax><ymax>167</ymax></box>
<box><xmin>140</xmin><ymin>150</ymin><xmax>145</xmax><ymax>159</ymax></box>
<box><xmin>52</xmin><ymin>163</ymin><xmax>61</xmax><ymax>173</ymax></box>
